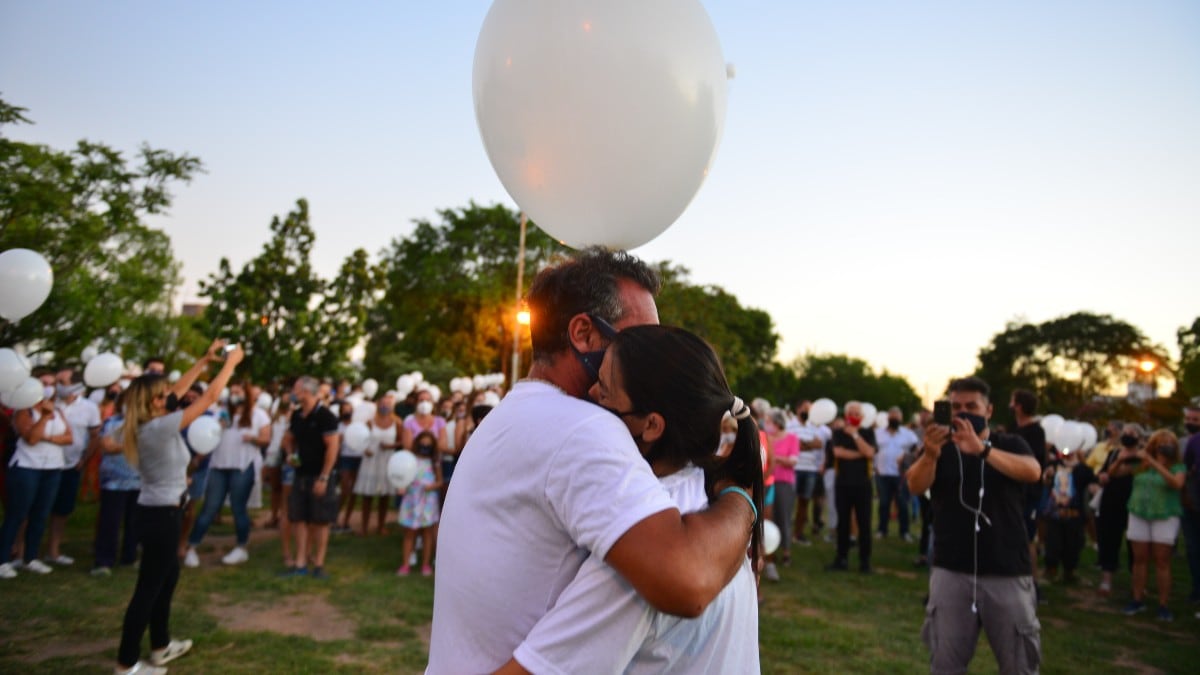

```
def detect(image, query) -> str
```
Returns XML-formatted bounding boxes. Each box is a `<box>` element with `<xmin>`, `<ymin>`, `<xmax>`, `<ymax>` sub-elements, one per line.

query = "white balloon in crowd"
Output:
<box><xmin>809</xmin><ymin>399</ymin><xmax>837</xmax><ymax>426</ymax></box>
<box><xmin>0</xmin><ymin>347</ymin><xmax>32</xmax><ymax>393</ymax></box>
<box><xmin>1080</xmin><ymin>423</ymin><xmax>1098</xmax><ymax>451</ymax></box>
<box><xmin>859</xmin><ymin>402</ymin><xmax>877</xmax><ymax>426</ymax></box>
<box><xmin>473</xmin><ymin>0</ymin><xmax>728</xmax><ymax>249</ymax></box>
<box><xmin>411</xmin><ymin>371</ymin><xmax>424</xmax><ymax>385</ymax></box>
<box><xmin>388</xmin><ymin>450</ymin><xmax>419</xmax><ymax>491</ymax></box>
<box><xmin>187</xmin><ymin>416</ymin><xmax>222</xmax><ymax>455</ymax></box>
<box><xmin>361</xmin><ymin>378</ymin><xmax>379</xmax><ymax>399</ymax></box>
<box><xmin>83</xmin><ymin>352</ymin><xmax>124</xmax><ymax>388</ymax></box>
<box><xmin>0</xmin><ymin>248</ymin><xmax>54</xmax><ymax>321</ymax></box>
<box><xmin>473</xmin><ymin>374</ymin><xmax>486</xmax><ymax>391</ymax></box>
<box><xmin>342</xmin><ymin>422</ymin><xmax>371</xmax><ymax>453</ymax></box>
<box><xmin>88</xmin><ymin>389</ymin><xmax>106</xmax><ymax>406</ymax></box>
<box><xmin>396</xmin><ymin>374</ymin><xmax>415</xmax><ymax>398</ymax></box>
<box><xmin>167</xmin><ymin>370</ymin><xmax>181</xmax><ymax>383</ymax></box>
<box><xmin>762</xmin><ymin>519</ymin><xmax>781</xmax><ymax>556</ymax></box>
<box><xmin>1</xmin><ymin>376</ymin><xmax>45</xmax><ymax>410</ymax></box>
<box><xmin>482</xmin><ymin>391</ymin><xmax>502</xmax><ymax>408</ymax></box>
<box><xmin>256</xmin><ymin>392</ymin><xmax>273</xmax><ymax>411</ymax></box>
<box><xmin>875</xmin><ymin>411</ymin><xmax>889</xmax><ymax>429</ymax></box>
<box><xmin>1040</xmin><ymin>414</ymin><xmax>1064</xmax><ymax>442</ymax></box>
<box><xmin>352</xmin><ymin>401</ymin><xmax>375</xmax><ymax>424</ymax></box>
<box><xmin>428</xmin><ymin>385</ymin><xmax>442</xmax><ymax>402</ymax></box>
<box><xmin>81</xmin><ymin>346</ymin><xmax>99</xmax><ymax>363</ymax></box>
<box><xmin>1055</xmin><ymin>421</ymin><xmax>1086</xmax><ymax>453</ymax></box>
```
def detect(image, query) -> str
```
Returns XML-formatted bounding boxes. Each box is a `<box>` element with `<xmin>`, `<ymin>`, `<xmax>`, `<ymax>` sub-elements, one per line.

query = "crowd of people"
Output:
<box><xmin>2</xmin><ymin>247</ymin><xmax>1197</xmax><ymax>674</ymax></box>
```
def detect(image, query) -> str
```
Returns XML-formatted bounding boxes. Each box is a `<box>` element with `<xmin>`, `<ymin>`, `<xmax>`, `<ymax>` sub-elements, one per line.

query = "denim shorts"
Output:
<box><xmin>794</xmin><ymin>470</ymin><xmax>821</xmax><ymax>500</ymax></box>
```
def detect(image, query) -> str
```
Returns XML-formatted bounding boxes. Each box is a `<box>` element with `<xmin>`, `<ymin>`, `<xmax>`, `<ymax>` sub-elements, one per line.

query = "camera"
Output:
<box><xmin>933</xmin><ymin>400</ymin><xmax>952</xmax><ymax>426</ymax></box>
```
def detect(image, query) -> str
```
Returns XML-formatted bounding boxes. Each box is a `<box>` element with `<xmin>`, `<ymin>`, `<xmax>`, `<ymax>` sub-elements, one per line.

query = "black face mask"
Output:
<box><xmin>1186</xmin><ymin>423</ymin><xmax>1200</xmax><ymax>435</ymax></box>
<box><xmin>955</xmin><ymin>412</ymin><xmax>988</xmax><ymax>435</ymax></box>
<box><xmin>105</xmin><ymin>389</ymin><xmax>119</xmax><ymax>401</ymax></box>
<box><xmin>799</xmin><ymin>411</ymin><xmax>809</xmax><ymax>423</ymax></box>
<box><xmin>164</xmin><ymin>392</ymin><xmax>180</xmax><ymax>412</ymax></box>
<box><xmin>1120</xmin><ymin>434</ymin><xmax>1139</xmax><ymax>448</ymax></box>
<box><xmin>572</xmin><ymin>314</ymin><xmax>618</xmax><ymax>384</ymax></box>
<box><xmin>416</xmin><ymin>443</ymin><xmax>435</xmax><ymax>456</ymax></box>
<box><xmin>887</xmin><ymin>418</ymin><xmax>901</xmax><ymax>430</ymax></box>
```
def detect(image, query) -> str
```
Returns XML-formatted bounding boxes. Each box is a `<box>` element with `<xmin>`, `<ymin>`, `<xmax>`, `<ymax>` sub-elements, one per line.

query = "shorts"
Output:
<box><xmin>51</xmin><ymin>467</ymin><xmax>82</xmax><ymax>516</ymax></box>
<box><xmin>764</xmin><ymin>483</ymin><xmax>775</xmax><ymax>507</ymax></box>
<box><xmin>794</xmin><ymin>470</ymin><xmax>820</xmax><ymax>500</ymax></box>
<box><xmin>1127</xmin><ymin>514</ymin><xmax>1180</xmax><ymax>545</ymax></box>
<box><xmin>288</xmin><ymin>474</ymin><xmax>339</xmax><ymax>524</ymax></box>
<box><xmin>337</xmin><ymin>456</ymin><xmax>362</xmax><ymax>473</ymax></box>
<box><xmin>281</xmin><ymin>463</ymin><xmax>295</xmax><ymax>487</ymax></box>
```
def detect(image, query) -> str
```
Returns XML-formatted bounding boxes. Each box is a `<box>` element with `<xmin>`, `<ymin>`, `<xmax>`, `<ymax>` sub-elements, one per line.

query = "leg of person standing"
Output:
<box><xmin>94</xmin><ymin>488</ymin><xmax>124</xmax><ymax>571</ymax></box>
<box><xmin>118</xmin><ymin>505</ymin><xmax>182</xmax><ymax>668</ymax></box>
<box><xmin>22</xmin><ymin>468</ymin><xmax>62</xmax><ymax>566</ymax></box>
<box><xmin>773</xmin><ymin>481</ymin><xmax>795</xmax><ymax>564</ymax></box>
<box><xmin>979</xmin><ymin>575</ymin><xmax>1041</xmax><ymax>675</ymax></box>
<box><xmin>833</xmin><ymin>486</ymin><xmax>852</xmax><ymax>568</ymax></box>
<box><xmin>875</xmin><ymin>475</ymin><xmax>894</xmax><ymax>537</ymax></box>
<box><xmin>1181</xmin><ymin>507</ymin><xmax>1200</xmax><ymax>603</ymax></box>
<box><xmin>0</xmin><ymin>467</ymin><xmax>42</xmax><ymax>573</ymax></box>
<box><xmin>120</xmin><ymin>490</ymin><xmax>141</xmax><ymax>566</ymax></box>
<box><xmin>185</xmin><ymin>468</ymin><xmax>233</xmax><ymax>565</ymax></box>
<box><xmin>852</xmin><ymin>484</ymin><xmax>873</xmax><ymax>571</ymax></box>
<box><xmin>897</xmin><ymin>478</ymin><xmax>911</xmax><ymax>540</ymax></box>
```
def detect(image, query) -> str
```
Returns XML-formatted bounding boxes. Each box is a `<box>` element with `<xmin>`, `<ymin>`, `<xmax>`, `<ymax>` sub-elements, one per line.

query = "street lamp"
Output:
<box><xmin>511</xmin><ymin>212</ymin><xmax>528</xmax><ymax>386</ymax></box>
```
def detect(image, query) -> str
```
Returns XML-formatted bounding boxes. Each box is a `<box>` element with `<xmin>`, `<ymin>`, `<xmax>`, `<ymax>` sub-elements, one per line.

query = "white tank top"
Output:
<box><xmin>11</xmin><ymin>409</ymin><xmax>67</xmax><ymax>470</ymax></box>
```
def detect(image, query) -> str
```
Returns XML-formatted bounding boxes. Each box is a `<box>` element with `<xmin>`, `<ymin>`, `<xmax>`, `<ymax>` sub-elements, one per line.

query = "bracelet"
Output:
<box><xmin>719</xmin><ymin>486</ymin><xmax>758</xmax><ymax>525</ymax></box>
<box><xmin>980</xmin><ymin>440</ymin><xmax>992</xmax><ymax>461</ymax></box>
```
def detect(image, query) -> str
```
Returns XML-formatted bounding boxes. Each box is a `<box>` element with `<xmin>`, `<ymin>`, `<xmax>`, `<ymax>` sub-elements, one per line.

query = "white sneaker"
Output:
<box><xmin>114</xmin><ymin>660</ymin><xmax>168</xmax><ymax>674</ymax></box>
<box><xmin>49</xmin><ymin>554</ymin><xmax>75</xmax><ymax>565</ymax></box>
<box><xmin>221</xmin><ymin>547</ymin><xmax>249</xmax><ymax>565</ymax></box>
<box><xmin>183</xmin><ymin>548</ymin><xmax>199</xmax><ymax>568</ymax></box>
<box><xmin>24</xmin><ymin>559</ymin><xmax>52</xmax><ymax>574</ymax></box>
<box><xmin>149</xmin><ymin>638</ymin><xmax>193</xmax><ymax>665</ymax></box>
<box><xmin>0</xmin><ymin>562</ymin><xmax>17</xmax><ymax>579</ymax></box>
<box><xmin>764</xmin><ymin>562</ymin><xmax>780</xmax><ymax>582</ymax></box>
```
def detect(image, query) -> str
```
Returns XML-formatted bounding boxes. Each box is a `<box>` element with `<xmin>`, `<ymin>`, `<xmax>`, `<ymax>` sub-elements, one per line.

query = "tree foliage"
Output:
<box><xmin>973</xmin><ymin>312</ymin><xmax>1170</xmax><ymax>416</ymax></box>
<box><xmin>1177</xmin><ymin>317</ymin><xmax>1200</xmax><ymax>401</ymax></box>
<box><xmin>199</xmin><ymin>199</ymin><xmax>381</xmax><ymax>383</ymax></box>
<box><xmin>788</xmin><ymin>353</ymin><xmax>923</xmax><ymax>415</ymax></box>
<box><xmin>0</xmin><ymin>97</ymin><xmax>201</xmax><ymax>364</ymax></box>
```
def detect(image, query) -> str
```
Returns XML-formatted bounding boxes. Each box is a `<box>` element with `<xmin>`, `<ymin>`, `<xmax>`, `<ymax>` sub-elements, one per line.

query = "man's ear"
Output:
<box><xmin>642</xmin><ymin>412</ymin><xmax>666</xmax><ymax>443</ymax></box>
<box><xmin>566</xmin><ymin>313</ymin><xmax>597</xmax><ymax>351</ymax></box>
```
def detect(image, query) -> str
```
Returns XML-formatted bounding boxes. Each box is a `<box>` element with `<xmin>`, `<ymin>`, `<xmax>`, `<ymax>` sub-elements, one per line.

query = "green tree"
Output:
<box><xmin>200</xmin><ymin>199</ymin><xmax>380</xmax><ymax>382</ymax></box>
<box><xmin>0</xmin><ymin>97</ymin><xmax>201</xmax><ymax>364</ymax></box>
<box><xmin>1177</xmin><ymin>317</ymin><xmax>1200</xmax><ymax>401</ymax></box>
<box><xmin>365</xmin><ymin>203</ymin><xmax>567</xmax><ymax>382</ymax></box>
<box><xmin>973</xmin><ymin>312</ymin><xmax>1171</xmax><ymax>416</ymax></box>
<box><xmin>785</xmin><ymin>353</ymin><xmax>922</xmax><ymax>415</ymax></box>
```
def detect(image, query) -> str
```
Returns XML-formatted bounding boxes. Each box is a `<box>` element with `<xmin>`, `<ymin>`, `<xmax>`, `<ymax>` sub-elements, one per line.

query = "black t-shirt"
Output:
<box><xmin>1098</xmin><ymin>449</ymin><xmax>1135</xmax><ymax>513</ymax></box>
<box><xmin>1014</xmin><ymin>421</ymin><xmax>1047</xmax><ymax>511</ymax></box>
<box><xmin>930</xmin><ymin>432</ymin><xmax>1034</xmax><ymax>576</ymax></box>
<box><xmin>832</xmin><ymin>427</ymin><xmax>876</xmax><ymax>487</ymax></box>
<box><xmin>290</xmin><ymin>404</ymin><xmax>339</xmax><ymax>477</ymax></box>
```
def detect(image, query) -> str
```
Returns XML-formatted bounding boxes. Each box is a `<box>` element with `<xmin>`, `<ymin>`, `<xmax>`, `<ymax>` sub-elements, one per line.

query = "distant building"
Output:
<box><xmin>181</xmin><ymin>302</ymin><xmax>207</xmax><ymax>318</ymax></box>
<box><xmin>1126</xmin><ymin>381</ymin><xmax>1157</xmax><ymax>403</ymax></box>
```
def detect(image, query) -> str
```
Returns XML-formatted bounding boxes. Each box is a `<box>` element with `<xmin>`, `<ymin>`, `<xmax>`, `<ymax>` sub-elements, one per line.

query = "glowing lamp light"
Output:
<box><xmin>260</xmin><ymin>315</ymin><xmax>269</xmax><ymax>326</ymax></box>
<box><xmin>1138</xmin><ymin>359</ymin><xmax>1156</xmax><ymax>373</ymax></box>
<box><xmin>516</xmin><ymin>309</ymin><xmax>531</xmax><ymax>326</ymax></box>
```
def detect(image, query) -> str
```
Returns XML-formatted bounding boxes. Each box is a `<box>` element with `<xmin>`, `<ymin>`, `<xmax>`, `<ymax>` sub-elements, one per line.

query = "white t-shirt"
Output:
<box><xmin>794</xmin><ymin>423</ymin><xmax>825</xmax><ymax>473</ymax></box>
<box><xmin>427</xmin><ymin>381</ymin><xmax>677</xmax><ymax>674</ymax></box>
<box><xmin>59</xmin><ymin>396</ymin><xmax>101</xmax><ymax>468</ymax></box>
<box><xmin>874</xmin><ymin>426</ymin><xmax>920</xmax><ymax>476</ymax></box>
<box><xmin>513</xmin><ymin>465</ymin><xmax>760</xmax><ymax>675</ymax></box>
<box><xmin>10</xmin><ymin>409</ymin><xmax>68</xmax><ymax>470</ymax></box>
<box><xmin>210</xmin><ymin>407</ymin><xmax>270</xmax><ymax>471</ymax></box>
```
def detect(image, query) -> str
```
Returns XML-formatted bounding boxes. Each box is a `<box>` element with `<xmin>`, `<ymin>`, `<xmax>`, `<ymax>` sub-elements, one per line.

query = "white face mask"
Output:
<box><xmin>416</xmin><ymin>401</ymin><xmax>434</xmax><ymax>416</ymax></box>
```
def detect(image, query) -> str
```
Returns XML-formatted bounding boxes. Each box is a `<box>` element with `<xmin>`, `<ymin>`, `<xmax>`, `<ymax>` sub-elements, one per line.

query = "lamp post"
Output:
<box><xmin>510</xmin><ymin>212</ymin><xmax>528</xmax><ymax>386</ymax></box>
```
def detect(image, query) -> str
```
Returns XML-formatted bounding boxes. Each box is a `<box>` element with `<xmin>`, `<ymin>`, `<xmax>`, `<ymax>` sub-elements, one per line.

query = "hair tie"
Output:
<box><xmin>730</xmin><ymin>396</ymin><xmax>751</xmax><ymax>421</ymax></box>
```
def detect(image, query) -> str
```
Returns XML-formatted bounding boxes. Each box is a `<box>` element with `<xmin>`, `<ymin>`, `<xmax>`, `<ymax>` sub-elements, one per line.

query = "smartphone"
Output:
<box><xmin>222</xmin><ymin>343</ymin><xmax>239</xmax><ymax>354</ymax></box>
<box><xmin>933</xmin><ymin>400</ymin><xmax>952</xmax><ymax>426</ymax></box>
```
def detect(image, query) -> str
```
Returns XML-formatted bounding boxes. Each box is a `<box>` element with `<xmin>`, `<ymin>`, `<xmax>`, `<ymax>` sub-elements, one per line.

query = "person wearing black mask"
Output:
<box><xmin>1009</xmin><ymin>389</ymin><xmax>1047</xmax><ymax>599</ymax></box>
<box><xmin>874</xmin><ymin>406</ymin><xmax>919</xmax><ymax>542</ymax></box>
<box><xmin>906</xmin><ymin>376</ymin><xmax>1041</xmax><ymax>674</ymax></box>
<box><xmin>1095</xmin><ymin>423</ymin><xmax>1143</xmax><ymax>596</ymax></box>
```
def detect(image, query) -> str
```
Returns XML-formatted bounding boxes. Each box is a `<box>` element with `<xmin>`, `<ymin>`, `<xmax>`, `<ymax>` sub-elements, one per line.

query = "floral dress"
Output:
<box><xmin>398</xmin><ymin>456</ymin><xmax>440</xmax><ymax>528</ymax></box>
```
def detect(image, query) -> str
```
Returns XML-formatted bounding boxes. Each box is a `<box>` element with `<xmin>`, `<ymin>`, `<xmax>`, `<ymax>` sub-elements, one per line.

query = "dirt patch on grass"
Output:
<box><xmin>1112</xmin><ymin>648</ymin><xmax>1166</xmax><ymax>675</ymax></box>
<box><xmin>208</xmin><ymin>592</ymin><xmax>355</xmax><ymax>641</ymax></box>
<box><xmin>878</xmin><ymin>566</ymin><xmax>918</xmax><ymax>580</ymax></box>
<box><xmin>10</xmin><ymin>638</ymin><xmax>112</xmax><ymax>664</ymax></box>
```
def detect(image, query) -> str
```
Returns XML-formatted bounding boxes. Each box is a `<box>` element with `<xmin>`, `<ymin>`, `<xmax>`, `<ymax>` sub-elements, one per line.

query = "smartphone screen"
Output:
<box><xmin>933</xmin><ymin>400</ymin><xmax>952</xmax><ymax>426</ymax></box>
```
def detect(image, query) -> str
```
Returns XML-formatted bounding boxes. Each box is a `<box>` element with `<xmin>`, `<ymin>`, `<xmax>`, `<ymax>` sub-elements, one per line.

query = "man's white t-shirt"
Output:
<box><xmin>793</xmin><ymin>423</ymin><xmax>826</xmax><ymax>473</ymax></box>
<box><xmin>428</xmin><ymin>381</ymin><xmax>677</xmax><ymax>674</ymax></box>
<box><xmin>874</xmin><ymin>426</ymin><xmax>920</xmax><ymax>477</ymax></box>
<box><xmin>59</xmin><ymin>396</ymin><xmax>101</xmax><ymax>468</ymax></box>
<box><xmin>513</xmin><ymin>465</ymin><xmax>760</xmax><ymax>674</ymax></box>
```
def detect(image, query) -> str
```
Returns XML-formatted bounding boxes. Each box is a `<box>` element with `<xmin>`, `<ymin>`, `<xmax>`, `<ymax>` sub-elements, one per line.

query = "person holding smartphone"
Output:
<box><xmin>906</xmin><ymin>377</ymin><xmax>1041</xmax><ymax>675</ymax></box>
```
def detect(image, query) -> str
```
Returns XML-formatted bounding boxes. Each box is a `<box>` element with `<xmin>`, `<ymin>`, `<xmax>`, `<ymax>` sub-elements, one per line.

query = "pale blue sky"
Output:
<box><xmin>3</xmin><ymin>1</ymin><xmax>1198</xmax><ymax>403</ymax></box>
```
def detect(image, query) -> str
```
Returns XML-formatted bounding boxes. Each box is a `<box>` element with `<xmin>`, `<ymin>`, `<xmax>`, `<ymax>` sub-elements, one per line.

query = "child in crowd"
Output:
<box><xmin>397</xmin><ymin>430</ymin><xmax>443</xmax><ymax>576</ymax></box>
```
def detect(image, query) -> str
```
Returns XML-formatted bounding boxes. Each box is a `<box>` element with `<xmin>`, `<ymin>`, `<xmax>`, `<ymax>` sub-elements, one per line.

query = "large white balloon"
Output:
<box><xmin>1080</xmin><ymin>423</ymin><xmax>1098</xmax><ymax>451</ymax></box>
<box><xmin>256</xmin><ymin>392</ymin><xmax>274</xmax><ymax>411</ymax></box>
<box><xmin>875</xmin><ymin>411</ymin><xmax>889</xmax><ymax>429</ymax></box>
<box><xmin>396</xmin><ymin>374</ymin><xmax>415</xmax><ymax>397</ymax></box>
<box><xmin>1</xmin><ymin>376</ymin><xmax>45</xmax><ymax>410</ymax></box>
<box><xmin>0</xmin><ymin>347</ymin><xmax>31</xmax><ymax>393</ymax></box>
<box><xmin>352</xmin><ymin>401</ymin><xmax>376</xmax><ymax>424</ymax></box>
<box><xmin>342</xmin><ymin>422</ymin><xmax>371</xmax><ymax>453</ymax></box>
<box><xmin>809</xmin><ymin>398</ymin><xmax>837</xmax><ymax>427</ymax></box>
<box><xmin>388</xmin><ymin>450</ymin><xmax>419</xmax><ymax>491</ymax></box>
<box><xmin>762</xmin><ymin>519</ymin><xmax>781</xmax><ymax>556</ymax></box>
<box><xmin>0</xmin><ymin>249</ymin><xmax>54</xmax><ymax>321</ymax></box>
<box><xmin>81</xmin><ymin>346</ymin><xmax>99</xmax><ymax>363</ymax></box>
<box><xmin>473</xmin><ymin>0</ymin><xmax>728</xmax><ymax>249</ymax></box>
<box><xmin>1056</xmin><ymin>421</ymin><xmax>1086</xmax><ymax>453</ymax></box>
<box><xmin>187</xmin><ymin>416</ymin><xmax>222</xmax><ymax>455</ymax></box>
<box><xmin>83</xmin><ymin>353</ymin><xmax>124</xmax><ymax>388</ymax></box>
<box><xmin>361</xmin><ymin>378</ymin><xmax>379</xmax><ymax>399</ymax></box>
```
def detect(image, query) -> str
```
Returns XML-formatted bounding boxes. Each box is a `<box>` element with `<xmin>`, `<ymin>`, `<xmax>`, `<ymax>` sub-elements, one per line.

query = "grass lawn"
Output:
<box><xmin>1</xmin><ymin>498</ymin><xmax>1194</xmax><ymax>673</ymax></box>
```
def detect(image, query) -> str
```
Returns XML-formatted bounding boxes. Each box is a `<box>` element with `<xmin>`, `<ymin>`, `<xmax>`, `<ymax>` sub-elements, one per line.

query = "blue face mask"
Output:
<box><xmin>572</xmin><ymin>313</ymin><xmax>618</xmax><ymax>383</ymax></box>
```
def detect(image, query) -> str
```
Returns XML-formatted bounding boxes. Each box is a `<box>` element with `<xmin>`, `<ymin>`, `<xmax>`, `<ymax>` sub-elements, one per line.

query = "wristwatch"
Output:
<box><xmin>317</xmin><ymin>474</ymin><xmax>329</xmax><ymax>482</ymax></box>
<box><xmin>980</xmin><ymin>440</ymin><xmax>992</xmax><ymax>461</ymax></box>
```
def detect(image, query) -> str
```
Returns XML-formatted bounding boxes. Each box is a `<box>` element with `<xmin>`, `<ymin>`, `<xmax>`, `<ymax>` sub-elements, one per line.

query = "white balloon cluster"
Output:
<box><xmin>809</xmin><ymin>399</ymin><xmax>838</xmax><ymax>426</ymax></box>
<box><xmin>472</xmin><ymin>373</ymin><xmax>506</xmax><ymax>391</ymax></box>
<box><xmin>448</xmin><ymin>377</ymin><xmax>475</xmax><ymax>395</ymax></box>
<box><xmin>0</xmin><ymin>249</ymin><xmax>54</xmax><ymax>322</ymax></box>
<box><xmin>1039</xmin><ymin>414</ymin><xmax>1098</xmax><ymax>455</ymax></box>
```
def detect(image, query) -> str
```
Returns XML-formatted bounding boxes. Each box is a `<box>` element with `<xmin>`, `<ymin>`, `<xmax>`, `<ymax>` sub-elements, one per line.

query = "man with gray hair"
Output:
<box><xmin>828</xmin><ymin>401</ymin><xmax>877</xmax><ymax>573</ymax></box>
<box><xmin>280</xmin><ymin>376</ymin><xmax>339</xmax><ymax>579</ymax></box>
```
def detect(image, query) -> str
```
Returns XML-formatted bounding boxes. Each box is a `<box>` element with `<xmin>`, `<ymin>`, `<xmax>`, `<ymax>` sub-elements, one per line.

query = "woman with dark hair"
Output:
<box><xmin>1121</xmin><ymin>429</ymin><xmax>1186</xmax><ymax>621</ymax></box>
<box><xmin>1095</xmin><ymin>422</ymin><xmax>1143</xmax><ymax>596</ymax></box>
<box><xmin>497</xmin><ymin>324</ymin><xmax>762</xmax><ymax>673</ymax></box>
<box><xmin>114</xmin><ymin>340</ymin><xmax>242</xmax><ymax>675</ymax></box>
<box><xmin>183</xmin><ymin>380</ymin><xmax>270</xmax><ymax>568</ymax></box>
